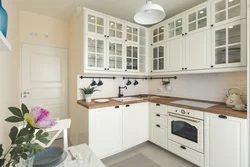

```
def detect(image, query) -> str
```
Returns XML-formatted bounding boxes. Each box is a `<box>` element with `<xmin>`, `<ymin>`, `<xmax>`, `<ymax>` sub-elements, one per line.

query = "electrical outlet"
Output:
<box><xmin>157</xmin><ymin>88</ymin><xmax>163</xmax><ymax>92</ymax></box>
<box><xmin>29</xmin><ymin>32</ymin><xmax>38</xmax><ymax>37</ymax></box>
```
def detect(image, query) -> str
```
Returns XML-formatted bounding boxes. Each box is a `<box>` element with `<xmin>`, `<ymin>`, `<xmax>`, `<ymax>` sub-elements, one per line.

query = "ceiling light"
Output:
<box><xmin>134</xmin><ymin>0</ymin><xmax>166</xmax><ymax>25</ymax></box>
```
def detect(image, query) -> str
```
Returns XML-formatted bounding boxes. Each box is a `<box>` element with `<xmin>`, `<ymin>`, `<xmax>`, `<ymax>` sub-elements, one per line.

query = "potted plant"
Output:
<box><xmin>0</xmin><ymin>104</ymin><xmax>55</xmax><ymax>167</ymax></box>
<box><xmin>80</xmin><ymin>86</ymin><xmax>100</xmax><ymax>103</ymax></box>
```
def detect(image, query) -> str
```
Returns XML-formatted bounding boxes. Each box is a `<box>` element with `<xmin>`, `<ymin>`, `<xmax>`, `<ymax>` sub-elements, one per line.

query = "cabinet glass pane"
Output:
<box><xmin>127</xmin><ymin>26</ymin><xmax>132</xmax><ymax>33</ymax></box>
<box><xmin>109</xmin><ymin>56</ymin><xmax>115</xmax><ymax>68</ymax></box>
<box><xmin>153</xmin><ymin>48</ymin><xmax>158</xmax><ymax>58</ymax></box>
<box><xmin>153</xmin><ymin>29</ymin><xmax>158</xmax><ymax>36</ymax></box>
<box><xmin>215</xmin><ymin>0</ymin><xmax>226</xmax><ymax>12</ymax></box>
<box><xmin>228</xmin><ymin>44</ymin><xmax>241</xmax><ymax>63</ymax></box>
<box><xmin>88</xmin><ymin>53</ymin><xmax>95</xmax><ymax>67</ymax></box>
<box><xmin>109</xmin><ymin>29</ymin><xmax>115</xmax><ymax>37</ymax></box>
<box><xmin>153</xmin><ymin>60</ymin><xmax>158</xmax><ymax>70</ymax></box>
<box><xmin>97</xmin><ymin>26</ymin><xmax>104</xmax><ymax>34</ymax></box>
<box><xmin>198</xmin><ymin>8</ymin><xmax>207</xmax><ymax>19</ymax></box>
<box><xmin>159</xmin><ymin>58</ymin><xmax>164</xmax><ymax>70</ymax></box>
<box><xmin>133</xmin><ymin>47</ymin><xmax>138</xmax><ymax>58</ymax></box>
<box><xmin>140</xmin><ymin>37</ymin><xmax>146</xmax><ymax>46</ymax></box>
<box><xmin>127</xmin><ymin>34</ymin><xmax>132</xmax><ymax>40</ymax></box>
<box><xmin>97</xmin><ymin>40</ymin><xmax>104</xmax><ymax>53</ymax></box>
<box><xmin>116</xmin><ymin>44</ymin><xmax>122</xmax><ymax>56</ymax></box>
<box><xmin>189</xmin><ymin>22</ymin><xmax>196</xmax><ymax>32</ymax></box>
<box><xmin>215</xmin><ymin>47</ymin><xmax>226</xmax><ymax>64</ymax></box>
<box><xmin>127</xmin><ymin>46</ymin><xmax>132</xmax><ymax>57</ymax></box>
<box><xmin>140</xmin><ymin>47</ymin><xmax>145</xmax><ymax>55</ymax></box>
<box><xmin>133</xmin><ymin>28</ymin><xmax>138</xmax><ymax>35</ymax></box>
<box><xmin>159</xmin><ymin>26</ymin><xmax>164</xmax><ymax>33</ymax></box>
<box><xmin>168</xmin><ymin>22</ymin><xmax>174</xmax><ymax>30</ymax></box>
<box><xmin>97</xmin><ymin>17</ymin><xmax>104</xmax><ymax>26</ymax></box>
<box><xmin>169</xmin><ymin>30</ymin><xmax>174</xmax><ymax>38</ymax></box>
<box><xmin>133</xmin><ymin>59</ymin><xmax>138</xmax><ymax>70</ymax></box>
<box><xmin>109</xmin><ymin>21</ymin><xmax>115</xmax><ymax>29</ymax></box>
<box><xmin>189</xmin><ymin>13</ymin><xmax>196</xmax><ymax>23</ymax></box>
<box><xmin>140</xmin><ymin>64</ymin><xmax>145</xmax><ymax>72</ymax></box>
<box><xmin>140</xmin><ymin>28</ymin><xmax>146</xmax><ymax>37</ymax></box>
<box><xmin>133</xmin><ymin>35</ymin><xmax>138</xmax><ymax>42</ymax></box>
<box><xmin>215</xmin><ymin>28</ymin><xmax>226</xmax><ymax>46</ymax></box>
<box><xmin>117</xmin><ymin>57</ymin><xmax>122</xmax><ymax>69</ymax></box>
<box><xmin>198</xmin><ymin>18</ymin><xmax>207</xmax><ymax>29</ymax></box>
<box><xmin>159</xmin><ymin>34</ymin><xmax>164</xmax><ymax>41</ymax></box>
<box><xmin>176</xmin><ymin>19</ymin><xmax>183</xmax><ymax>27</ymax></box>
<box><xmin>117</xmin><ymin>31</ymin><xmax>122</xmax><ymax>39</ymax></box>
<box><xmin>88</xmin><ymin>38</ymin><xmax>96</xmax><ymax>52</ymax></box>
<box><xmin>228</xmin><ymin>6</ymin><xmax>240</xmax><ymax>19</ymax></box>
<box><xmin>88</xmin><ymin>15</ymin><xmax>95</xmax><ymax>23</ymax></box>
<box><xmin>117</xmin><ymin>23</ymin><xmax>122</xmax><ymax>31</ymax></box>
<box><xmin>215</xmin><ymin>11</ymin><xmax>226</xmax><ymax>23</ymax></box>
<box><xmin>109</xmin><ymin>42</ymin><xmax>115</xmax><ymax>55</ymax></box>
<box><xmin>176</xmin><ymin>27</ymin><xmax>182</xmax><ymax>36</ymax></box>
<box><xmin>159</xmin><ymin>46</ymin><xmax>164</xmax><ymax>57</ymax></box>
<box><xmin>97</xmin><ymin>54</ymin><xmax>104</xmax><ymax>67</ymax></box>
<box><xmin>127</xmin><ymin>58</ymin><xmax>132</xmax><ymax>69</ymax></box>
<box><xmin>229</xmin><ymin>24</ymin><xmax>241</xmax><ymax>44</ymax></box>
<box><xmin>153</xmin><ymin>36</ymin><xmax>158</xmax><ymax>43</ymax></box>
<box><xmin>228</xmin><ymin>0</ymin><xmax>240</xmax><ymax>7</ymax></box>
<box><xmin>88</xmin><ymin>24</ymin><xmax>95</xmax><ymax>33</ymax></box>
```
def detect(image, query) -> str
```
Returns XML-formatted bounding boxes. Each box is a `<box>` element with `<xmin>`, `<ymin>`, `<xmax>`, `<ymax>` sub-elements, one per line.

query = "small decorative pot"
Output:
<box><xmin>17</xmin><ymin>155</ymin><xmax>34</xmax><ymax>167</ymax></box>
<box><xmin>85</xmin><ymin>94</ymin><xmax>92</xmax><ymax>103</ymax></box>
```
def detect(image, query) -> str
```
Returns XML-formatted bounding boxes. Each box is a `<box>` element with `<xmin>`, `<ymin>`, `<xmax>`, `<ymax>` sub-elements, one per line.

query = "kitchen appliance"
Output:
<box><xmin>226</xmin><ymin>88</ymin><xmax>244</xmax><ymax>107</ymax></box>
<box><xmin>168</xmin><ymin>108</ymin><xmax>204</xmax><ymax>153</ymax></box>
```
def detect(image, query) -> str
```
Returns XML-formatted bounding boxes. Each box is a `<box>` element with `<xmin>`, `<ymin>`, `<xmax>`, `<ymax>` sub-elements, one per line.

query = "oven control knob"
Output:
<box><xmin>187</xmin><ymin>112</ymin><xmax>190</xmax><ymax>115</ymax></box>
<box><xmin>181</xmin><ymin>109</ymin><xmax>185</xmax><ymax>114</ymax></box>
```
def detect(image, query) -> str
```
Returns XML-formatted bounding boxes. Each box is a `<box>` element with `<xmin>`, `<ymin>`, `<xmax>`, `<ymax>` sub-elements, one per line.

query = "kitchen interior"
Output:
<box><xmin>0</xmin><ymin>0</ymin><xmax>249</xmax><ymax>167</ymax></box>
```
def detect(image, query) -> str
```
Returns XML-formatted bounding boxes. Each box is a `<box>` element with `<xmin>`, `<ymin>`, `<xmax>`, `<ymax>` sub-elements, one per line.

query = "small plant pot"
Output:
<box><xmin>85</xmin><ymin>94</ymin><xmax>92</xmax><ymax>103</ymax></box>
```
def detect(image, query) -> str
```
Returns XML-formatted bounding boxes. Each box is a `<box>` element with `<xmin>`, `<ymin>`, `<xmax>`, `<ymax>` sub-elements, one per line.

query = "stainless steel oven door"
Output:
<box><xmin>168</xmin><ymin>113</ymin><xmax>204</xmax><ymax>153</ymax></box>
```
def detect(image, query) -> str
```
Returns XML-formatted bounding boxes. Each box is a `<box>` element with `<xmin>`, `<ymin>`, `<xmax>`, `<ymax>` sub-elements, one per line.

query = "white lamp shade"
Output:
<box><xmin>134</xmin><ymin>1</ymin><xmax>165</xmax><ymax>25</ymax></box>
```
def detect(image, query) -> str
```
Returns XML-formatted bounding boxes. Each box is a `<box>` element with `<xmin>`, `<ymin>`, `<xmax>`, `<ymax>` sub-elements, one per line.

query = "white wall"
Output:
<box><xmin>0</xmin><ymin>0</ymin><xmax>20</xmax><ymax>147</ymax></box>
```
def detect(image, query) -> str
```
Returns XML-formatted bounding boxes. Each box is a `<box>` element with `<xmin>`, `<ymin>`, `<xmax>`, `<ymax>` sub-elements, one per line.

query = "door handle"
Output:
<box><xmin>180</xmin><ymin>145</ymin><xmax>186</xmax><ymax>150</ymax></box>
<box><xmin>23</xmin><ymin>92</ymin><xmax>31</xmax><ymax>95</ymax></box>
<box><xmin>125</xmin><ymin>105</ymin><xmax>130</xmax><ymax>107</ymax></box>
<box><xmin>156</xmin><ymin>114</ymin><xmax>160</xmax><ymax>117</ymax></box>
<box><xmin>156</xmin><ymin>124</ymin><xmax>161</xmax><ymax>128</ymax></box>
<box><xmin>219</xmin><ymin>115</ymin><xmax>227</xmax><ymax>119</ymax></box>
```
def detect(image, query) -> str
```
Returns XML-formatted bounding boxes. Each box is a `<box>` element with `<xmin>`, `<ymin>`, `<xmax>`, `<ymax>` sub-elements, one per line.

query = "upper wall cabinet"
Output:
<box><xmin>125</xmin><ymin>44</ymin><xmax>139</xmax><ymax>72</ymax></box>
<box><xmin>167</xmin><ymin>14</ymin><xmax>185</xmax><ymax>41</ymax></box>
<box><xmin>185</xmin><ymin>2</ymin><xmax>211</xmax><ymax>35</ymax></box>
<box><xmin>151</xmin><ymin>23</ymin><xmax>166</xmax><ymax>45</ymax></box>
<box><xmin>211</xmin><ymin>0</ymin><xmax>247</xmax><ymax>27</ymax></box>
<box><xmin>152</xmin><ymin>44</ymin><xmax>165</xmax><ymax>72</ymax></box>
<box><xmin>139</xmin><ymin>27</ymin><xmax>148</xmax><ymax>73</ymax></box>
<box><xmin>85</xmin><ymin>10</ymin><xmax>106</xmax><ymax>37</ymax></box>
<box><xmin>107</xmin><ymin>40</ymin><xmax>125</xmax><ymax>71</ymax></box>
<box><xmin>125</xmin><ymin>23</ymin><xmax>139</xmax><ymax>44</ymax></box>
<box><xmin>107</xmin><ymin>17</ymin><xmax>124</xmax><ymax>41</ymax></box>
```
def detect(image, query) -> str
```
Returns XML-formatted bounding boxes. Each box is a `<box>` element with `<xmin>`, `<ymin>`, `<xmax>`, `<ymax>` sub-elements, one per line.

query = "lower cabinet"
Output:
<box><xmin>151</xmin><ymin>123</ymin><xmax>167</xmax><ymax>148</ymax></box>
<box><xmin>204</xmin><ymin>113</ymin><xmax>248</xmax><ymax>167</ymax></box>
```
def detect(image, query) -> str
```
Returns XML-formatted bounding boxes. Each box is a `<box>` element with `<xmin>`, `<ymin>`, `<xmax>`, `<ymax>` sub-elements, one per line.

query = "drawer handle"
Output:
<box><xmin>125</xmin><ymin>105</ymin><xmax>130</xmax><ymax>107</ymax></box>
<box><xmin>219</xmin><ymin>115</ymin><xmax>227</xmax><ymax>119</ymax></box>
<box><xmin>156</xmin><ymin>104</ymin><xmax>160</xmax><ymax>106</ymax></box>
<box><xmin>156</xmin><ymin>124</ymin><xmax>161</xmax><ymax>128</ymax></box>
<box><xmin>180</xmin><ymin>146</ymin><xmax>186</xmax><ymax>150</ymax></box>
<box><xmin>115</xmin><ymin>106</ymin><xmax>119</xmax><ymax>109</ymax></box>
<box><xmin>156</xmin><ymin>114</ymin><xmax>160</xmax><ymax>117</ymax></box>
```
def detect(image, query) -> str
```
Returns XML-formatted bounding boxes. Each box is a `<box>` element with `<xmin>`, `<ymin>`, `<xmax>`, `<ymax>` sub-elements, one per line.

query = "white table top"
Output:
<box><xmin>57</xmin><ymin>144</ymin><xmax>106</xmax><ymax>167</ymax></box>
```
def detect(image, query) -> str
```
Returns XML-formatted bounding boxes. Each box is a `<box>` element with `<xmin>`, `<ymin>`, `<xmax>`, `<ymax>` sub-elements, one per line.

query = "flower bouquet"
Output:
<box><xmin>0</xmin><ymin>104</ymin><xmax>55</xmax><ymax>167</ymax></box>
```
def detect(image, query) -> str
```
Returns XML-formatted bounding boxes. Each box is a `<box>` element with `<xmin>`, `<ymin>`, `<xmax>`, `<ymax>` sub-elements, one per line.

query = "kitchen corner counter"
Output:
<box><xmin>77</xmin><ymin>96</ymin><xmax>247</xmax><ymax>119</ymax></box>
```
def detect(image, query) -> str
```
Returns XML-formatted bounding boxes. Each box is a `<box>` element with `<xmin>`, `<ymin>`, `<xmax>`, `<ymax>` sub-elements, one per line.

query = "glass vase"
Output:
<box><xmin>0</xmin><ymin>0</ymin><xmax>8</xmax><ymax>37</ymax></box>
<box><xmin>17</xmin><ymin>156</ymin><xmax>34</xmax><ymax>167</ymax></box>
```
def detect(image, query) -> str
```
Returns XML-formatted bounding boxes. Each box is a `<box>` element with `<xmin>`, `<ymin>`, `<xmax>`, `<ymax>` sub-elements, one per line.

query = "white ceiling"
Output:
<box><xmin>18</xmin><ymin>0</ymin><xmax>207</xmax><ymax>26</ymax></box>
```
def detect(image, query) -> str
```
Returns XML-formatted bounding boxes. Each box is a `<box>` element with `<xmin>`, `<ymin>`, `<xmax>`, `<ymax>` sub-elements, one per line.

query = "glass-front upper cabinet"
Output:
<box><xmin>125</xmin><ymin>44</ymin><xmax>139</xmax><ymax>72</ymax></box>
<box><xmin>212</xmin><ymin>20</ymin><xmax>246</xmax><ymax>68</ymax></box>
<box><xmin>167</xmin><ymin>15</ymin><xmax>185</xmax><ymax>40</ymax></box>
<box><xmin>125</xmin><ymin>22</ymin><xmax>139</xmax><ymax>44</ymax></box>
<box><xmin>152</xmin><ymin>44</ymin><xmax>165</xmax><ymax>72</ymax></box>
<box><xmin>85</xmin><ymin>10</ymin><xmax>106</xmax><ymax>37</ymax></box>
<box><xmin>211</xmin><ymin>0</ymin><xmax>246</xmax><ymax>27</ymax></box>
<box><xmin>85</xmin><ymin>35</ymin><xmax>106</xmax><ymax>70</ymax></box>
<box><xmin>107</xmin><ymin>17</ymin><xmax>124</xmax><ymax>41</ymax></box>
<box><xmin>186</xmin><ymin>2</ymin><xmax>210</xmax><ymax>34</ymax></box>
<box><xmin>107</xmin><ymin>40</ymin><xmax>124</xmax><ymax>71</ymax></box>
<box><xmin>139</xmin><ymin>27</ymin><xmax>147</xmax><ymax>73</ymax></box>
<box><xmin>151</xmin><ymin>24</ymin><xmax>165</xmax><ymax>45</ymax></box>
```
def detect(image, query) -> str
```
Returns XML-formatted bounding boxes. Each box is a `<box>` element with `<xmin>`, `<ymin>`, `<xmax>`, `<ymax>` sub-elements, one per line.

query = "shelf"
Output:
<box><xmin>0</xmin><ymin>32</ymin><xmax>11</xmax><ymax>51</ymax></box>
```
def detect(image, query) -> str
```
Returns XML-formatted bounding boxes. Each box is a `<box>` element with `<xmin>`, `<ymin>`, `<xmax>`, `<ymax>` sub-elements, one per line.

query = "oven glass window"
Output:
<box><xmin>171</xmin><ymin>121</ymin><xmax>198</xmax><ymax>143</ymax></box>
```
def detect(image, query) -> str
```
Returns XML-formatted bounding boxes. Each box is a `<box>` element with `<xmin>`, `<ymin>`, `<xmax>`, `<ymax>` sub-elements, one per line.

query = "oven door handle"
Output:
<box><xmin>168</xmin><ymin>114</ymin><xmax>201</xmax><ymax>123</ymax></box>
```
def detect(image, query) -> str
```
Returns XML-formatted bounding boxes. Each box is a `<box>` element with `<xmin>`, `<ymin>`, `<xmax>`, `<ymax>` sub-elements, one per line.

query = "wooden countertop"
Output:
<box><xmin>77</xmin><ymin>95</ymin><xmax>248</xmax><ymax>119</ymax></box>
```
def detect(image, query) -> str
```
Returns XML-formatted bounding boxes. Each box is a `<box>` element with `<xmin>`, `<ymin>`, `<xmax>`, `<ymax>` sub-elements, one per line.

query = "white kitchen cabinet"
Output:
<box><xmin>125</xmin><ymin>44</ymin><xmax>139</xmax><ymax>72</ymax></box>
<box><xmin>151</xmin><ymin>23</ymin><xmax>166</xmax><ymax>45</ymax></box>
<box><xmin>107</xmin><ymin>40</ymin><xmax>124</xmax><ymax>71</ymax></box>
<box><xmin>122</xmin><ymin>103</ymin><xmax>149</xmax><ymax>149</ymax></box>
<box><xmin>151</xmin><ymin>123</ymin><xmax>166</xmax><ymax>148</ymax></box>
<box><xmin>89</xmin><ymin>106</ymin><xmax>123</xmax><ymax>158</ymax></box>
<box><xmin>107</xmin><ymin>17</ymin><xmax>124</xmax><ymax>41</ymax></box>
<box><xmin>125</xmin><ymin>22</ymin><xmax>139</xmax><ymax>44</ymax></box>
<box><xmin>185</xmin><ymin>29</ymin><xmax>211</xmax><ymax>70</ymax></box>
<box><xmin>211</xmin><ymin>19</ymin><xmax>247</xmax><ymax>68</ymax></box>
<box><xmin>204</xmin><ymin>113</ymin><xmax>248</xmax><ymax>167</ymax></box>
<box><xmin>167</xmin><ymin>14</ymin><xmax>186</xmax><ymax>41</ymax></box>
<box><xmin>85</xmin><ymin>10</ymin><xmax>106</xmax><ymax>37</ymax></box>
<box><xmin>139</xmin><ymin>27</ymin><xmax>148</xmax><ymax>73</ymax></box>
<box><xmin>151</xmin><ymin>44</ymin><xmax>166</xmax><ymax>72</ymax></box>
<box><xmin>211</xmin><ymin>0</ymin><xmax>247</xmax><ymax>27</ymax></box>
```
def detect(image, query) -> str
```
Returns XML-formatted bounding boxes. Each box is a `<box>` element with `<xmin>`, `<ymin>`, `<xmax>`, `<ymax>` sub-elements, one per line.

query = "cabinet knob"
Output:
<box><xmin>151</xmin><ymin>44</ymin><xmax>153</xmax><ymax>46</ymax></box>
<box><xmin>185</xmin><ymin>33</ymin><xmax>187</xmax><ymax>35</ymax></box>
<box><xmin>125</xmin><ymin>69</ymin><xmax>127</xmax><ymax>72</ymax></box>
<box><xmin>104</xmin><ymin>35</ymin><xmax>107</xmax><ymax>37</ymax></box>
<box><xmin>151</xmin><ymin>71</ymin><xmax>153</xmax><ymax>73</ymax></box>
<box><xmin>125</xmin><ymin>105</ymin><xmax>130</xmax><ymax>107</ymax></box>
<box><xmin>125</xmin><ymin>39</ymin><xmax>127</xmax><ymax>42</ymax></box>
<box><xmin>156</xmin><ymin>103</ymin><xmax>160</xmax><ymax>106</ymax></box>
<box><xmin>115</xmin><ymin>106</ymin><xmax>119</xmax><ymax>109</ymax></box>
<box><xmin>182</xmin><ymin>68</ymin><xmax>184</xmax><ymax>70</ymax></box>
<box><xmin>211</xmin><ymin>24</ymin><xmax>214</xmax><ymax>27</ymax></box>
<box><xmin>182</xmin><ymin>34</ymin><xmax>184</xmax><ymax>36</ymax></box>
<box><xmin>219</xmin><ymin>115</ymin><xmax>227</xmax><ymax>119</ymax></box>
<box><xmin>185</xmin><ymin>68</ymin><xmax>187</xmax><ymax>70</ymax></box>
<box><xmin>156</xmin><ymin>114</ymin><xmax>160</xmax><ymax>117</ymax></box>
<box><xmin>104</xmin><ymin>68</ymin><xmax>107</xmax><ymax>70</ymax></box>
<box><xmin>211</xmin><ymin>65</ymin><xmax>214</xmax><ymax>68</ymax></box>
<box><xmin>107</xmin><ymin>68</ymin><xmax>109</xmax><ymax>70</ymax></box>
<box><xmin>180</xmin><ymin>146</ymin><xmax>186</xmax><ymax>150</ymax></box>
<box><xmin>156</xmin><ymin>125</ymin><xmax>161</xmax><ymax>128</ymax></box>
<box><xmin>107</xmin><ymin>36</ymin><xmax>109</xmax><ymax>38</ymax></box>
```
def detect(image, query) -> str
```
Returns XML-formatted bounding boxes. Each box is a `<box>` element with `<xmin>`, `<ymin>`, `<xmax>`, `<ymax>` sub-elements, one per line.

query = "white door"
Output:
<box><xmin>21</xmin><ymin>44</ymin><xmax>68</xmax><ymax>120</ymax></box>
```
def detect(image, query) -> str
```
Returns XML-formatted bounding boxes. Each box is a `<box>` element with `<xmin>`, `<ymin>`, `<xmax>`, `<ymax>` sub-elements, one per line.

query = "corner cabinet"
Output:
<box><xmin>204</xmin><ymin>113</ymin><xmax>248</xmax><ymax>167</ymax></box>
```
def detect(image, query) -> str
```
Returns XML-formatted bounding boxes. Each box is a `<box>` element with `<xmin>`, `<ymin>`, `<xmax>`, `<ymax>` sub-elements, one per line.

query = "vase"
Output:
<box><xmin>85</xmin><ymin>94</ymin><xmax>92</xmax><ymax>103</ymax></box>
<box><xmin>17</xmin><ymin>155</ymin><xmax>34</xmax><ymax>167</ymax></box>
<box><xmin>0</xmin><ymin>0</ymin><xmax>8</xmax><ymax>37</ymax></box>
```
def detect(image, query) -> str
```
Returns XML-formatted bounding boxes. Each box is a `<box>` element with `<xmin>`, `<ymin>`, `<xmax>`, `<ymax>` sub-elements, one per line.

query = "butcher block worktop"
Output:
<box><xmin>77</xmin><ymin>95</ymin><xmax>247</xmax><ymax>119</ymax></box>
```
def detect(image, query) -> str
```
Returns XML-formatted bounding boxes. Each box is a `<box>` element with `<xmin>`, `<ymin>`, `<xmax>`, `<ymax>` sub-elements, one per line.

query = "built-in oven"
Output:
<box><xmin>168</xmin><ymin>108</ymin><xmax>204</xmax><ymax>153</ymax></box>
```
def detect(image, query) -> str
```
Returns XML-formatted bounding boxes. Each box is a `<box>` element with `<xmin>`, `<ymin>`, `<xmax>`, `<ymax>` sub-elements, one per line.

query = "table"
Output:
<box><xmin>57</xmin><ymin>144</ymin><xmax>106</xmax><ymax>167</ymax></box>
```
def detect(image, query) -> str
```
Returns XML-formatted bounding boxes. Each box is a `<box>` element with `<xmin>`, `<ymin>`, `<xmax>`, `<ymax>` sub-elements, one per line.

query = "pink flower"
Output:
<box><xmin>28</xmin><ymin>106</ymin><xmax>56</xmax><ymax>128</ymax></box>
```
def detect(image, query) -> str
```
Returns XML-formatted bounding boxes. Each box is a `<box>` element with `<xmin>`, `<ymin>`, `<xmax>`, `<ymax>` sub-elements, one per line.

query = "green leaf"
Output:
<box><xmin>18</xmin><ymin>127</ymin><xmax>29</xmax><ymax>137</ymax></box>
<box><xmin>41</xmin><ymin>132</ymin><xmax>49</xmax><ymax>138</ymax></box>
<box><xmin>21</xmin><ymin>153</ymin><xmax>27</xmax><ymax>160</ymax></box>
<box><xmin>8</xmin><ymin>107</ymin><xmax>23</xmax><ymax>118</ymax></box>
<box><xmin>36</xmin><ymin>130</ymin><xmax>43</xmax><ymax>138</ymax></box>
<box><xmin>0</xmin><ymin>159</ymin><xmax>6</xmax><ymax>166</ymax></box>
<box><xmin>15</xmin><ymin>136</ymin><xmax>25</xmax><ymax>144</ymax></box>
<box><xmin>5</xmin><ymin>116</ymin><xmax>24</xmax><ymax>123</ymax></box>
<box><xmin>0</xmin><ymin>144</ymin><xmax>3</xmax><ymax>157</ymax></box>
<box><xmin>21</xmin><ymin>104</ymin><xmax>29</xmax><ymax>115</ymax></box>
<box><xmin>36</xmin><ymin>137</ymin><xmax>49</xmax><ymax>144</ymax></box>
<box><xmin>9</xmin><ymin>126</ymin><xmax>18</xmax><ymax>144</ymax></box>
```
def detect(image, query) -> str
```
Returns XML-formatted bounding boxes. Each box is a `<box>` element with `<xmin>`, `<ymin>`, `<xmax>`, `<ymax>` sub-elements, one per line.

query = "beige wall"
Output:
<box><xmin>19</xmin><ymin>11</ymin><xmax>68</xmax><ymax>48</ymax></box>
<box><xmin>0</xmin><ymin>0</ymin><xmax>20</xmax><ymax>147</ymax></box>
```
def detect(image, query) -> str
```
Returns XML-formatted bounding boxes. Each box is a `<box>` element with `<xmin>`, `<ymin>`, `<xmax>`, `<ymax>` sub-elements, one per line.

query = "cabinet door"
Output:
<box><xmin>211</xmin><ymin>20</ymin><xmax>247</xmax><ymax>68</ymax></box>
<box><xmin>89</xmin><ymin>106</ymin><xmax>122</xmax><ymax>158</ymax></box>
<box><xmin>123</xmin><ymin>103</ymin><xmax>149</xmax><ymax>149</ymax></box>
<box><xmin>152</xmin><ymin>44</ymin><xmax>165</xmax><ymax>72</ymax></box>
<box><xmin>139</xmin><ymin>27</ymin><xmax>147</xmax><ymax>73</ymax></box>
<box><xmin>107</xmin><ymin>17</ymin><xmax>124</xmax><ymax>41</ymax></box>
<box><xmin>85</xmin><ymin>10</ymin><xmax>106</xmax><ymax>37</ymax></box>
<box><xmin>107</xmin><ymin>40</ymin><xmax>124</xmax><ymax>71</ymax></box>
<box><xmin>85</xmin><ymin>35</ymin><xmax>106</xmax><ymax>70</ymax></box>
<box><xmin>186</xmin><ymin>2</ymin><xmax>210</xmax><ymax>35</ymax></box>
<box><xmin>151</xmin><ymin>24</ymin><xmax>165</xmax><ymax>45</ymax></box>
<box><xmin>167</xmin><ymin>15</ymin><xmax>185</xmax><ymax>41</ymax></box>
<box><xmin>167</xmin><ymin>37</ymin><xmax>185</xmax><ymax>72</ymax></box>
<box><xmin>125</xmin><ymin>23</ymin><xmax>139</xmax><ymax>44</ymax></box>
<box><xmin>185</xmin><ymin>30</ymin><xmax>211</xmax><ymax>70</ymax></box>
<box><xmin>125</xmin><ymin>44</ymin><xmax>139</xmax><ymax>72</ymax></box>
<box><xmin>211</xmin><ymin>0</ymin><xmax>247</xmax><ymax>27</ymax></box>
<box><xmin>151</xmin><ymin>123</ymin><xmax>166</xmax><ymax>147</ymax></box>
<box><xmin>205</xmin><ymin>113</ymin><xmax>247</xmax><ymax>167</ymax></box>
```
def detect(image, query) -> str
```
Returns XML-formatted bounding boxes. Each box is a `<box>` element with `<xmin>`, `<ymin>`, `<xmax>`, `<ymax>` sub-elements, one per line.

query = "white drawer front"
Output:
<box><xmin>152</xmin><ymin>113</ymin><xmax>167</xmax><ymax>126</ymax></box>
<box><xmin>151</xmin><ymin>123</ymin><xmax>166</xmax><ymax>147</ymax></box>
<box><xmin>150</xmin><ymin>103</ymin><xmax>167</xmax><ymax>115</ymax></box>
<box><xmin>168</xmin><ymin>140</ymin><xmax>204</xmax><ymax>167</ymax></box>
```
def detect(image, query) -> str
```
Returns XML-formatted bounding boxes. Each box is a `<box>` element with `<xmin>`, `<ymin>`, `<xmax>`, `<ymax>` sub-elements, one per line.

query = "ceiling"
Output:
<box><xmin>18</xmin><ymin>0</ymin><xmax>207</xmax><ymax>26</ymax></box>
